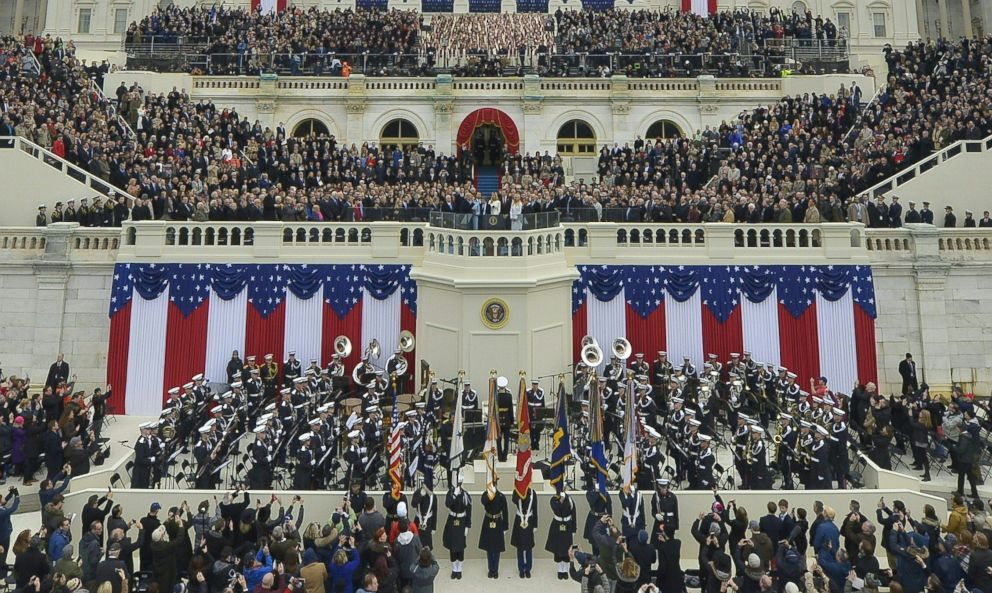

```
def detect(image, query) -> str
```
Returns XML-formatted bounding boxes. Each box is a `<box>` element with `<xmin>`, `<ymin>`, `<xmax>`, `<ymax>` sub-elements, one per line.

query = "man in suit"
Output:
<box><xmin>898</xmin><ymin>353</ymin><xmax>918</xmax><ymax>396</ymax></box>
<box><xmin>920</xmin><ymin>201</ymin><xmax>934</xmax><ymax>225</ymax></box>
<box><xmin>980</xmin><ymin>211</ymin><xmax>992</xmax><ymax>227</ymax></box>
<box><xmin>904</xmin><ymin>201</ymin><xmax>921</xmax><ymax>223</ymax></box>
<box><xmin>888</xmin><ymin>196</ymin><xmax>903</xmax><ymax>227</ymax></box>
<box><xmin>943</xmin><ymin>206</ymin><xmax>957</xmax><ymax>228</ymax></box>
<box><xmin>45</xmin><ymin>354</ymin><xmax>70</xmax><ymax>390</ymax></box>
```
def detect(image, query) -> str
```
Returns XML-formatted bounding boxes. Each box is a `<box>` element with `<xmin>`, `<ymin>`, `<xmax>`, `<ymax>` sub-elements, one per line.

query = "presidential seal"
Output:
<box><xmin>481</xmin><ymin>298</ymin><xmax>509</xmax><ymax>330</ymax></box>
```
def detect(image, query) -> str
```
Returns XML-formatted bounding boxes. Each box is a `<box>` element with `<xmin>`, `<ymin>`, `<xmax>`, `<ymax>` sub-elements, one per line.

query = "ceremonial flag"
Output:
<box><xmin>572</xmin><ymin>265</ymin><xmax>877</xmax><ymax>397</ymax></box>
<box><xmin>449</xmin><ymin>373</ymin><xmax>465</xmax><ymax>474</ymax></box>
<box><xmin>484</xmin><ymin>374</ymin><xmax>500</xmax><ymax>495</ymax></box>
<box><xmin>106</xmin><ymin>263</ymin><xmax>417</xmax><ymax>415</ymax></box>
<box><xmin>549</xmin><ymin>379</ymin><xmax>571</xmax><ymax>493</ymax></box>
<box><xmin>620</xmin><ymin>375</ymin><xmax>638</xmax><ymax>491</ymax></box>
<box><xmin>388</xmin><ymin>385</ymin><xmax>402</xmax><ymax>500</ymax></box>
<box><xmin>514</xmin><ymin>375</ymin><xmax>532</xmax><ymax>498</ymax></box>
<box><xmin>588</xmin><ymin>377</ymin><xmax>609</xmax><ymax>499</ymax></box>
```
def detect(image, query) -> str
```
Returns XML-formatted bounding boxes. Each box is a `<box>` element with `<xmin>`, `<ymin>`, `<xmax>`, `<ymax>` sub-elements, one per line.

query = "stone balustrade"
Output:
<box><xmin>0</xmin><ymin>224</ymin><xmax>120</xmax><ymax>263</ymax></box>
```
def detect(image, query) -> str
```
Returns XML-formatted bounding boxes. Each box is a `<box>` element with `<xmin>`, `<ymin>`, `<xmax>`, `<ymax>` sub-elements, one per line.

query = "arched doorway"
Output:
<box><xmin>380</xmin><ymin>118</ymin><xmax>420</xmax><ymax>151</ymax></box>
<box><xmin>645</xmin><ymin>119</ymin><xmax>683</xmax><ymax>141</ymax></box>
<box><xmin>456</xmin><ymin>108</ymin><xmax>520</xmax><ymax>166</ymax></box>
<box><xmin>556</xmin><ymin>120</ymin><xmax>596</xmax><ymax>155</ymax></box>
<box><xmin>292</xmin><ymin>118</ymin><xmax>330</xmax><ymax>138</ymax></box>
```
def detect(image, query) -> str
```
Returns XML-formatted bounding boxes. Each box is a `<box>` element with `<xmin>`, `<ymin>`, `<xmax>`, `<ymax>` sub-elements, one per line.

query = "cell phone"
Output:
<box><xmin>68</xmin><ymin>513</ymin><xmax>77</xmax><ymax>524</ymax></box>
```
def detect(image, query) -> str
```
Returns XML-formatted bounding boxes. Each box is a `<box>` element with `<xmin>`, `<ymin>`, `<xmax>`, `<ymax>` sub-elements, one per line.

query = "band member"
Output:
<box><xmin>248</xmin><ymin>425</ymin><xmax>272</xmax><ymax>489</ymax></box>
<box><xmin>412</xmin><ymin>483</ymin><xmax>438</xmax><ymax>549</ymax></box>
<box><xmin>461</xmin><ymin>381</ymin><xmax>479</xmax><ymax>411</ymax></box>
<box><xmin>260</xmin><ymin>354</ymin><xmax>279</xmax><ymax>397</ymax></box>
<box><xmin>691</xmin><ymin>434</ymin><xmax>715</xmax><ymax>490</ymax></box>
<box><xmin>132</xmin><ymin>422</ymin><xmax>156</xmax><ymax>489</ymax></box>
<box><xmin>777</xmin><ymin>414</ymin><xmax>797</xmax><ymax>490</ymax></box>
<box><xmin>282</xmin><ymin>351</ymin><xmax>301</xmax><ymax>387</ymax></box>
<box><xmin>511</xmin><ymin>485</ymin><xmax>538</xmax><ymax>579</ymax></box>
<box><xmin>810</xmin><ymin>425</ymin><xmax>832</xmax><ymax>489</ymax></box>
<box><xmin>526</xmin><ymin>380</ymin><xmax>545</xmax><ymax>451</ymax></box>
<box><xmin>636</xmin><ymin>387</ymin><xmax>659</xmax><ymax>432</ymax></box>
<box><xmin>651</xmin><ymin>478</ymin><xmax>679</xmax><ymax>539</ymax></box>
<box><xmin>479</xmin><ymin>480</ymin><xmax>508</xmax><ymax>579</ymax></box>
<box><xmin>640</xmin><ymin>428</ymin><xmax>664</xmax><ymax>488</ymax></box>
<box><xmin>193</xmin><ymin>427</ymin><xmax>219</xmax><ymax>489</ymax></box>
<box><xmin>618</xmin><ymin>484</ymin><xmax>645</xmax><ymax>538</ymax></box>
<box><xmin>631</xmin><ymin>353</ymin><xmax>649</xmax><ymax>377</ymax></box>
<box><xmin>496</xmin><ymin>377</ymin><xmax>514</xmax><ymax>462</ymax></box>
<box><xmin>707</xmin><ymin>354</ymin><xmax>723</xmax><ymax>378</ymax></box>
<box><xmin>746</xmin><ymin>426</ymin><xmax>772</xmax><ymax>489</ymax></box>
<box><xmin>830</xmin><ymin>408</ymin><xmax>850</xmax><ymax>488</ymax></box>
<box><xmin>386</xmin><ymin>349</ymin><xmax>407</xmax><ymax>394</ymax></box>
<box><xmin>327</xmin><ymin>354</ymin><xmax>346</xmax><ymax>390</ymax></box>
<box><xmin>653</xmin><ymin>351</ymin><xmax>674</xmax><ymax>405</ymax></box>
<box><xmin>294</xmin><ymin>433</ymin><xmax>317</xmax><ymax>490</ymax></box>
<box><xmin>344</xmin><ymin>430</ymin><xmax>367</xmax><ymax>483</ymax></box>
<box><xmin>545</xmin><ymin>490</ymin><xmax>576</xmax><ymax>580</ymax></box>
<box><xmin>241</xmin><ymin>355</ymin><xmax>259</xmax><ymax>383</ymax></box>
<box><xmin>797</xmin><ymin>421</ymin><xmax>814</xmax><ymax>487</ymax></box>
<box><xmin>443</xmin><ymin>475</ymin><xmax>472</xmax><ymax>579</ymax></box>
<box><xmin>733</xmin><ymin>414</ymin><xmax>751</xmax><ymax>488</ymax></box>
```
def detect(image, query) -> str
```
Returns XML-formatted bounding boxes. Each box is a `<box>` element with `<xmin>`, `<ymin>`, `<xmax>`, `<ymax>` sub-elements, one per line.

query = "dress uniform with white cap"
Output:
<box><xmin>777</xmin><ymin>414</ymin><xmax>797</xmax><ymax>490</ymax></box>
<box><xmin>344</xmin><ymin>429</ymin><xmax>368</xmax><ymax>483</ymax></box>
<box><xmin>260</xmin><ymin>354</ymin><xmax>279</xmax><ymax>397</ymax></box>
<box><xmin>461</xmin><ymin>381</ymin><xmax>479</xmax><ymax>411</ymax></box>
<box><xmin>618</xmin><ymin>484</ymin><xmax>645</xmax><ymax>538</ymax></box>
<box><xmin>631</xmin><ymin>353</ymin><xmax>649</xmax><ymax>377</ymax></box>
<box><xmin>810</xmin><ymin>425</ymin><xmax>832</xmax><ymax>489</ymax></box>
<box><xmin>294</xmin><ymin>433</ymin><xmax>317</xmax><ymax>490</ymax></box>
<box><xmin>193</xmin><ymin>427</ymin><xmax>219</xmax><ymax>489</ymax></box>
<box><xmin>249</xmin><ymin>425</ymin><xmax>273</xmax><ymax>489</ymax></box>
<box><xmin>692</xmin><ymin>434</ymin><xmax>715</xmax><ymax>490</ymax></box>
<box><xmin>746</xmin><ymin>426</ymin><xmax>772</xmax><ymax>489</ymax></box>
<box><xmin>510</xmin><ymin>485</ymin><xmax>538</xmax><ymax>578</ymax></box>
<box><xmin>526</xmin><ymin>379</ymin><xmax>545</xmax><ymax>451</ymax></box>
<box><xmin>830</xmin><ymin>408</ymin><xmax>849</xmax><ymax>489</ymax></box>
<box><xmin>651</xmin><ymin>478</ymin><xmax>679</xmax><ymax>539</ymax></box>
<box><xmin>653</xmin><ymin>351</ymin><xmax>674</xmax><ymax>404</ymax></box>
<box><xmin>282</xmin><ymin>351</ymin><xmax>302</xmax><ymax>387</ymax></box>
<box><xmin>132</xmin><ymin>422</ymin><xmax>156</xmax><ymax>488</ymax></box>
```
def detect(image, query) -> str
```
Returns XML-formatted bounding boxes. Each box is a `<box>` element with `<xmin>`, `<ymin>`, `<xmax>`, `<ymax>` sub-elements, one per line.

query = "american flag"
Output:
<box><xmin>389</xmin><ymin>382</ymin><xmax>402</xmax><ymax>500</ymax></box>
<box><xmin>620</xmin><ymin>375</ymin><xmax>638</xmax><ymax>491</ymax></box>
<box><xmin>572</xmin><ymin>264</ymin><xmax>878</xmax><ymax>396</ymax></box>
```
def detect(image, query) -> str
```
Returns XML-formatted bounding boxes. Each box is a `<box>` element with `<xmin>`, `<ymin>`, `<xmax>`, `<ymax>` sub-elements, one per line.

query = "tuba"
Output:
<box><xmin>399</xmin><ymin>330</ymin><xmax>416</xmax><ymax>353</ymax></box>
<box><xmin>581</xmin><ymin>340</ymin><xmax>603</xmax><ymax>368</ymax></box>
<box><xmin>365</xmin><ymin>339</ymin><xmax>381</xmax><ymax>362</ymax></box>
<box><xmin>612</xmin><ymin>338</ymin><xmax>632</xmax><ymax>360</ymax></box>
<box><xmin>334</xmin><ymin>336</ymin><xmax>352</xmax><ymax>359</ymax></box>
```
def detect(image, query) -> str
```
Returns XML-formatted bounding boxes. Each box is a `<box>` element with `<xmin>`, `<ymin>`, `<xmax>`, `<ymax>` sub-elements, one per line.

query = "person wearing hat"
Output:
<box><xmin>260</xmin><ymin>354</ymin><xmax>279</xmax><ymax>398</ymax></box>
<box><xmin>344</xmin><ymin>430</ymin><xmax>369</xmax><ymax>484</ymax></box>
<box><xmin>443</xmin><ymin>474</ymin><xmax>472</xmax><ymax>579</ymax></box>
<box><xmin>775</xmin><ymin>414</ymin><xmax>797</xmax><ymax>490</ymax></box>
<box><xmin>131</xmin><ymin>423</ymin><xmax>156</xmax><ymax>489</ymax></box>
<box><xmin>282</xmin><ymin>351</ymin><xmax>301</xmax><ymax>387</ymax></box>
<box><xmin>495</xmin><ymin>376</ymin><xmax>514</xmax><ymax>462</ymax></box>
<box><xmin>639</xmin><ymin>429</ymin><xmax>664</xmax><ymax>489</ymax></box>
<box><xmin>944</xmin><ymin>205</ymin><xmax>957</xmax><ymax>228</ymax></box>
<box><xmin>510</xmin><ymin>480</ymin><xmax>538</xmax><ymax>579</ymax></box>
<box><xmin>545</xmin><ymin>488</ymin><xmax>576</xmax><ymax>580</ymax></box>
<box><xmin>460</xmin><ymin>380</ymin><xmax>479</xmax><ymax>412</ymax></box>
<box><xmin>526</xmin><ymin>379</ymin><xmax>546</xmax><ymax>451</ymax></box>
<box><xmin>224</xmin><ymin>350</ymin><xmax>243</xmax><ymax>384</ymax></box>
<box><xmin>830</xmin><ymin>409</ymin><xmax>851</xmax><ymax>488</ymax></box>
<box><xmin>631</xmin><ymin>353</ymin><xmax>649</xmax><ymax>378</ymax></box>
<box><xmin>386</xmin><ymin>348</ymin><xmax>409</xmax><ymax>395</ymax></box>
<box><xmin>652</xmin><ymin>351</ymin><xmax>674</xmax><ymax>405</ymax></box>
<box><xmin>294</xmin><ymin>433</ymin><xmax>317</xmax><ymax>490</ymax></box>
<box><xmin>692</xmin><ymin>435</ymin><xmax>715</xmax><ymax>490</ymax></box>
<box><xmin>36</xmin><ymin>204</ymin><xmax>47</xmax><ymax>227</ymax></box>
<box><xmin>809</xmin><ymin>426</ymin><xmax>832</xmax><ymax>489</ymax></box>
<box><xmin>746</xmin><ymin>426</ymin><xmax>772</xmax><ymax>489</ymax></box>
<box><xmin>650</xmin><ymin>478</ymin><xmax>679</xmax><ymax>540</ymax></box>
<box><xmin>63</xmin><ymin>199</ymin><xmax>77</xmax><ymax>223</ymax></box>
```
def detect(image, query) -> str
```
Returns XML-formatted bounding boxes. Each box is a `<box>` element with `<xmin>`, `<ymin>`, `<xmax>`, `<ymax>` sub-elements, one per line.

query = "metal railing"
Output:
<box><xmin>0</xmin><ymin>136</ymin><xmax>134</xmax><ymax>204</ymax></box>
<box><xmin>429</xmin><ymin>210</ymin><xmax>559</xmax><ymax>230</ymax></box>
<box><xmin>89</xmin><ymin>79</ymin><xmax>136</xmax><ymax>139</ymax></box>
<box><xmin>762</xmin><ymin>38</ymin><xmax>850</xmax><ymax>66</ymax></box>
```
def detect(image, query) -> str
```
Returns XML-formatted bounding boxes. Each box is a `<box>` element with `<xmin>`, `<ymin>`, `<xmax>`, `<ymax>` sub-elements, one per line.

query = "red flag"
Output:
<box><xmin>514</xmin><ymin>375</ymin><xmax>532</xmax><ymax>498</ymax></box>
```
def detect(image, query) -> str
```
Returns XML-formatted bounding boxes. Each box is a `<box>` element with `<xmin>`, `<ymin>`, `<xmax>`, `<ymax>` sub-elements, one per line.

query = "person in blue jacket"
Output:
<box><xmin>328</xmin><ymin>538</ymin><xmax>361</xmax><ymax>593</ymax></box>
<box><xmin>812</xmin><ymin>505</ymin><xmax>840</xmax><ymax>556</ymax></box>
<box><xmin>931</xmin><ymin>535</ymin><xmax>964</xmax><ymax>592</ymax></box>
<box><xmin>817</xmin><ymin>541</ymin><xmax>852</xmax><ymax>593</ymax></box>
<box><xmin>243</xmin><ymin>546</ymin><xmax>274</xmax><ymax>591</ymax></box>
<box><xmin>889</xmin><ymin>525</ymin><xmax>930</xmax><ymax>593</ymax></box>
<box><xmin>0</xmin><ymin>487</ymin><xmax>20</xmax><ymax>572</ymax></box>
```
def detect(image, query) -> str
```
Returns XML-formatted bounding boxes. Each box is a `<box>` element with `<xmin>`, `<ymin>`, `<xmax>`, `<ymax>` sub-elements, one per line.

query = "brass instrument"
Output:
<box><xmin>366</xmin><ymin>339</ymin><xmax>381</xmax><ymax>361</ymax></box>
<box><xmin>581</xmin><ymin>335</ymin><xmax>596</xmax><ymax>348</ymax></box>
<box><xmin>399</xmin><ymin>330</ymin><xmax>416</xmax><ymax>353</ymax></box>
<box><xmin>612</xmin><ymin>338</ymin><xmax>632</xmax><ymax>360</ymax></box>
<box><xmin>772</xmin><ymin>433</ymin><xmax>783</xmax><ymax>461</ymax></box>
<box><xmin>334</xmin><ymin>335</ymin><xmax>352</xmax><ymax>359</ymax></box>
<box><xmin>581</xmin><ymin>340</ymin><xmax>604</xmax><ymax>367</ymax></box>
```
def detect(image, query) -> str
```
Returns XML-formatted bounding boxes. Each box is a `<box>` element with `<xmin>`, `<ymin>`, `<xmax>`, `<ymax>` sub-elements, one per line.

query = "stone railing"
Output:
<box><xmin>865</xmin><ymin>225</ymin><xmax>992</xmax><ymax>262</ymax></box>
<box><xmin>424</xmin><ymin>227</ymin><xmax>566</xmax><ymax>258</ymax></box>
<box><xmin>0</xmin><ymin>224</ymin><xmax>120</xmax><ymax>263</ymax></box>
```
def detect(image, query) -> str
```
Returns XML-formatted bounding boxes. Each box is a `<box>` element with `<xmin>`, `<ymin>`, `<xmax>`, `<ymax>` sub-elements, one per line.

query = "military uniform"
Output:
<box><xmin>260</xmin><ymin>356</ymin><xmax>279</xmax><ymax>398</ymax></box>
<box><xmin>496</xmin><ymin>384</ymin><xmax>514</xmax><ymax>462</ymax></box>
<box><xmin>526</xmin><ymin>382</ymin><xmax>545</xmax><ymax>450</ymax></box>
<box><xmin>545</xmin><ymin>492</ymin><xmax>577</xmax><ymax>579</ymax></box>
<box><xmin>294</xmin><ymin>436</ymin><xmax>316</xmax><ymax>490</ymax></box>
<box><xmin>443</xmin><ymin>485</ymin><xmax>473</xmax><ymax>578</ymax></box>
<box><xmin>650</xmin><ymin>481</ymin><xmax>679</xmax><ymax>539</ymax></box>
<box><xmin>810</xmin><ymin>429</ymin><xmax>832</xmax><ymax>489</ymax></box>
<box><xmin>282</xmin><ymin>354</ymin><xmax>302</xmax><ymax>387</ymax></box>
<box><xmin>132</xmin><ymin>426</ymin><xmax>155</xmax><ymax>488</ymax></box>
<box><xmin>193</xmin><ymin>433</ymin><xmax>219</xmax><ymax>489</ymax></box>
<box><xmin>510</xmin><ymin>488</ymin><xmax>538</xmax><ymax>578</ymax></box>
<box><xmin>479</xmin><ymin>490</ymin><xmax>508</xmax><ymax>577</ymax></box>
<box><xmin>461</xmin><ymin>385</ymin><xmax>479</xmax><ymax>411</ymax></box>
<box><xmin>412</xmin><ymin>487</ymin><xmax>438</xmax><ymax>549</ymax></box>
<box><xmin>691</xmin><ymin>437</ymin><xmax>715</xmax><ymax>490</ymax></box>
<box><xmin>249</xmin><ymin>433</ymin><xmax>273</xmax><ymax>489</ymax></box>
<box><xmin>619</xmin><ymin>486</ymin><xmax>645</xmax><ymax>538</ymax></box>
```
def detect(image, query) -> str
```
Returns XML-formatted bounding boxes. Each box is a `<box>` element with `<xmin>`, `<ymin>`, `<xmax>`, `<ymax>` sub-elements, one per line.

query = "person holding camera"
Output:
<box><xmin>567</xmin><ymin>546</ymin><xmax>607</xmax><ymax>593</ymax></box>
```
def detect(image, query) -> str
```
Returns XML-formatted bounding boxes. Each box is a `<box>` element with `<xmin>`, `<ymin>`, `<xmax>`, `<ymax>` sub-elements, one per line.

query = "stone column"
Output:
<box><xmin>521</xmin><ymin>74</ymin><xmax>544</xmax><ymax>153</ymax></box>
<box><xmin>433</xmin><ymin>74</ymin><xmax>454</xmax><ymax>153</ymax></box>
<box><xmin>13</xmin><ymin>0</ymin><xmax>25</xmax><ymax>34</ymax></box>
<box><xmin>961</xmin><ymin>0</ymin><xmax>974</xmax><ymax>37</ymax></box>
<box><xmin>906</xmin><ymin>224</ymin><xmax>953</xmax><ymax>393</ymax></box>
<box><xmin>345</xmin><ymin>74</ymin><xmax>368</xmax><ymax>145</ymax></box>
<box><xmin>938</xmin><ymin>0</ymin><xmax>951</xmax><ymax>37</ymax></box>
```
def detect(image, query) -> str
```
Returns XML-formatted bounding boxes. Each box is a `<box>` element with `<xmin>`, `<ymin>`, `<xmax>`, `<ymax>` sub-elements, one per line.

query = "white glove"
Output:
<box><xmin>464</xmin><ymin>527</ymin><xmax>469</xmax><ymax>538</ymax></box>
<box><xmin>455</xmin><ymin>486</ymin><xmax>462</xmax><ymax>496</ymax></box>
<box><xmin>149</xmin><ymin>457</ymin><xmax>156</xmax><ymax>463</ymax></box>
<box><xmin>655</xmin><ymin>513</ymin><xmax>663</xmax><ymax>522</ymax></box>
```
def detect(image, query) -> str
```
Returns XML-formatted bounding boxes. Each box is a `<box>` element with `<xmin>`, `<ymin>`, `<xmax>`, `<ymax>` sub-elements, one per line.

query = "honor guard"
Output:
<box><xmin>776</xmin><ymin>414</ymin><xmax>797</xmax><ymax>490</ymax></box>
<box><xmin>495</xmin><ymin>377</ymin><xmax>514</xmax><ymax>462</ymax></box>
<box><xmin>260</xmin><ymin>354</ymin><xmax>279</xmax><ymax>397</ymax></box>
<box><xmin>511</xmin><ymin>486</ymin><xmax>538</xmax><ymax>578</ymax></box>
<box><xmin>412</xmin><ymin>484</ymin><xmax>438</xmax><ymax>549</ymax></box>
<box><xmin>461</xmin><ymin>381</ymin><xmax>479</xmax><ymax>411</ymax></box>
<box><xmin>631</xmin><ymin>353</ymin><xmax>649</xmax><ymax>377</ymax></box>
<box><xmin>692</xmin><ymin>434</ymin><xmax>715</xmax><ymax>490</ymax></box>
<box><xmin>651</xmin><ymin>478</ymin><xmax>679</xmax><ymax>539</ymax></box>
<box><xmin>618</xmin><ymin>485</ymin><xmax>645</xmax><ymax>538</ymax></box>
<box><xmin>582</xmin><ymin>485</ymin><xmax>612</xmax><ymax>555</ymax></box>
<box><xmin>479</xmin><ymin>483</ymin><xmax>509</xmax><ymax>579</ymax></box>
<box><xmin>282</xmin><ymin>352</ymin><xmax>302</xmax><ymax>387</ymax></box>
<box><xmin>810</xmin><ymin>425</ymin><xmax>832</xmax><ymax>488</ymax></box>
<box><xmin>443</xmin><ymin>476</ymin><xmax>472</xmax><ymax>579</ymax></box>
<box><xmin>226</xmin><ymin>350</ymin><xmax>243</xmax><ymax>384</ymax></box>
<box><xmin>830</xmin><ymin>408</ymin><xmax>850</xmax><ymax>488</ymax></box>
<box><xmin>526</xmin><ymin>379</ymin><xmax>545</xmax><ymax>451</ymax></box>
<box><xmin>132</xmin><ymin>422</ymin><xmax>156</xmax><ymax>489</ymax></box>
<box><xmin>294</xmin><ymin>433</ymin><xmax>317</xmax><ymax>490</ymax></box>
<box><xmin>248</xmin><ymin>424</ymin><xmax>273</xmax><ymax>489</ymax></box>
<box><xmin>545</xmin><ymin>491</ymin><xmax>576</xmax><ymax>580</ymax></box>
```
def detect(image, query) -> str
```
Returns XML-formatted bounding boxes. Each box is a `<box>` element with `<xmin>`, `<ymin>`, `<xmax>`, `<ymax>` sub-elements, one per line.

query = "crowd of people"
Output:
<box><xmin>124</xmin><ymin>7</ymin><xmax>850</xmax><ymax>78</ymax></box>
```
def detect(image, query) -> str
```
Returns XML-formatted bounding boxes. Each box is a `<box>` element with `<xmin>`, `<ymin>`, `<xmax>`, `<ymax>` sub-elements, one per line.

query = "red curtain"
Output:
<box><xmin>572</xmin><ymin>302</ymin><xmax>587</xmax><ymax>364</ymax></box>
<box><xmin>778</xmin><ymin>302</ymin><xmax>820</xmax><ymax>387</ymax></box>
<box><xmin>625</xmin><ymin>302</ymin><xmax>666</xmax><ymax>361</ymax></box>
<box><xmin>321</xmin><ymin>300</ymin><xmax>364</xmax><ymax>370</ymax></box>
<box><xmin>162</xmin><ymin>302</ymin><xmax>210</xmax><ymax>407</ymax></box>
<box><xmin>400</xmin><ymin>302</ymin><xmax>417</xmax><ymax>387</ymax></box>
<box><xmin>456</xmin><ymin>108</ymin><xmax>520</xmax><ymax>155</ymax></box>
<box><xmin>854</xmin><ymin>307</ymin><xmax>879</xmax><ymax>386</ymax></box>
<box><xmin>245</xmin><ymin>303</ymin><xmax>287</xmax><ymax>364</ymax></box>
<box><xmin>106</xmin><ymin>301</ymin><xmax>131</xmax><ymax>414</ymax></box>
<box><xmin>701</xmin><ymin>305</ymin><xmax>744</xmax><ymax>371</ymax></box>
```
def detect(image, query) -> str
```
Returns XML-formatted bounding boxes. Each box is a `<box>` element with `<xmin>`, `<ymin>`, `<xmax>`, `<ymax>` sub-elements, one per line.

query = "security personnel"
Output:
<box><xmin>260</xmin><ymin>354</ymin><xmax>279</xmax><ymax>397</ymax></box>
<box><xmin>777</xmin><ymin>414</ymin><xmax>797</xmax><ymax>490</ymax></box>
<box><xmin>226</xmin><ymin>350</ymin><xmax>243</xmax><ymax>384</ymax></box>
<box><xmin>830</xmin><ymin>408</ymin><xmax>850</xmax><ymax>489</ymax></box>
<box><xmin>545</xmin><ymin>490</ymin><xmax>576</xmax><ymax>579</ymax></box>
<box><xmin>132</xmin><ymin>422</ymin><xmax>155</xmax><ymax>488</ymax></box>
<box><xmin>479</xmin><ymin>482</ymin><xmax>509</xmax><ymax>579</ymax></box>
<box><xmin>618</xmin><ymin>484</ymin><xmax>645</xmax><ymax>538</ymax></box>
<box><xmin>443</xmin><ymin>476</ymin><xmax>472</xmax><ymax>579</ymax></box>
<box><xmin>495</xmin><ymin>377</ymin><xmax>514</xmax><ymax>462</ymax></box>
<box><xmin>510</xmin><ymin>485</ymin><xmax>538</xmax><ymax>579</ymax></box>
<box><xmin>692</xmin><ymin>434</ymin><xmax>715</xmax><ymax>490</ymax></box>
<box><xmin>248</xmin><ymin>426</ymin><xmax>272</xmax><ymax>489</ymax></box>
<box><xmin>651</xmin><ymin>478</ymin><xmax>679</xmax><ymax>539</ymax></box>
<box><xmin>526</xmin><ymin>379</ymin><xmax>545</xmax><ymax>451</ymax></box>
<box><xmin>810</xmin><ymin>425</ymin><xmax>832</xmax><ymax>489</ymax></box>
<box><xmin>294</xmin><ymin>433</ymin><xmax>317</xmax><ymax>490</ymax></box>
<box><xmin>461</xmin><ymin>381</ymin><xmax>479</xmax><ymax>411</ymax></box>
<box><xmin>282</xmin><ymin>351</ymin><xmax>302</xmax><ymax>387</ymax></box>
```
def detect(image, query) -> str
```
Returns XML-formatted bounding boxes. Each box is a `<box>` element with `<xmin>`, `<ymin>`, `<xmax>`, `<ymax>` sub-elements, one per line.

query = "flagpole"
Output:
<box><xmin>449</xmin><ymin>369</ymin><xmax>465</xmax><ymax>487</ymax></box>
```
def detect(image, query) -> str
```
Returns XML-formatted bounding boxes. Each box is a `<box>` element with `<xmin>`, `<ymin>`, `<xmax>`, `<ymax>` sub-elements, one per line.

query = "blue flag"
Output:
<box><xmin>549</xmin><ymin>380</ymin><xmax>571</xmax><ymax>493</ymax></box>
<box><xmin>588</xmin><ymin>377</ymin><xmax>609</xmax><ymax>499</ymax></box>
